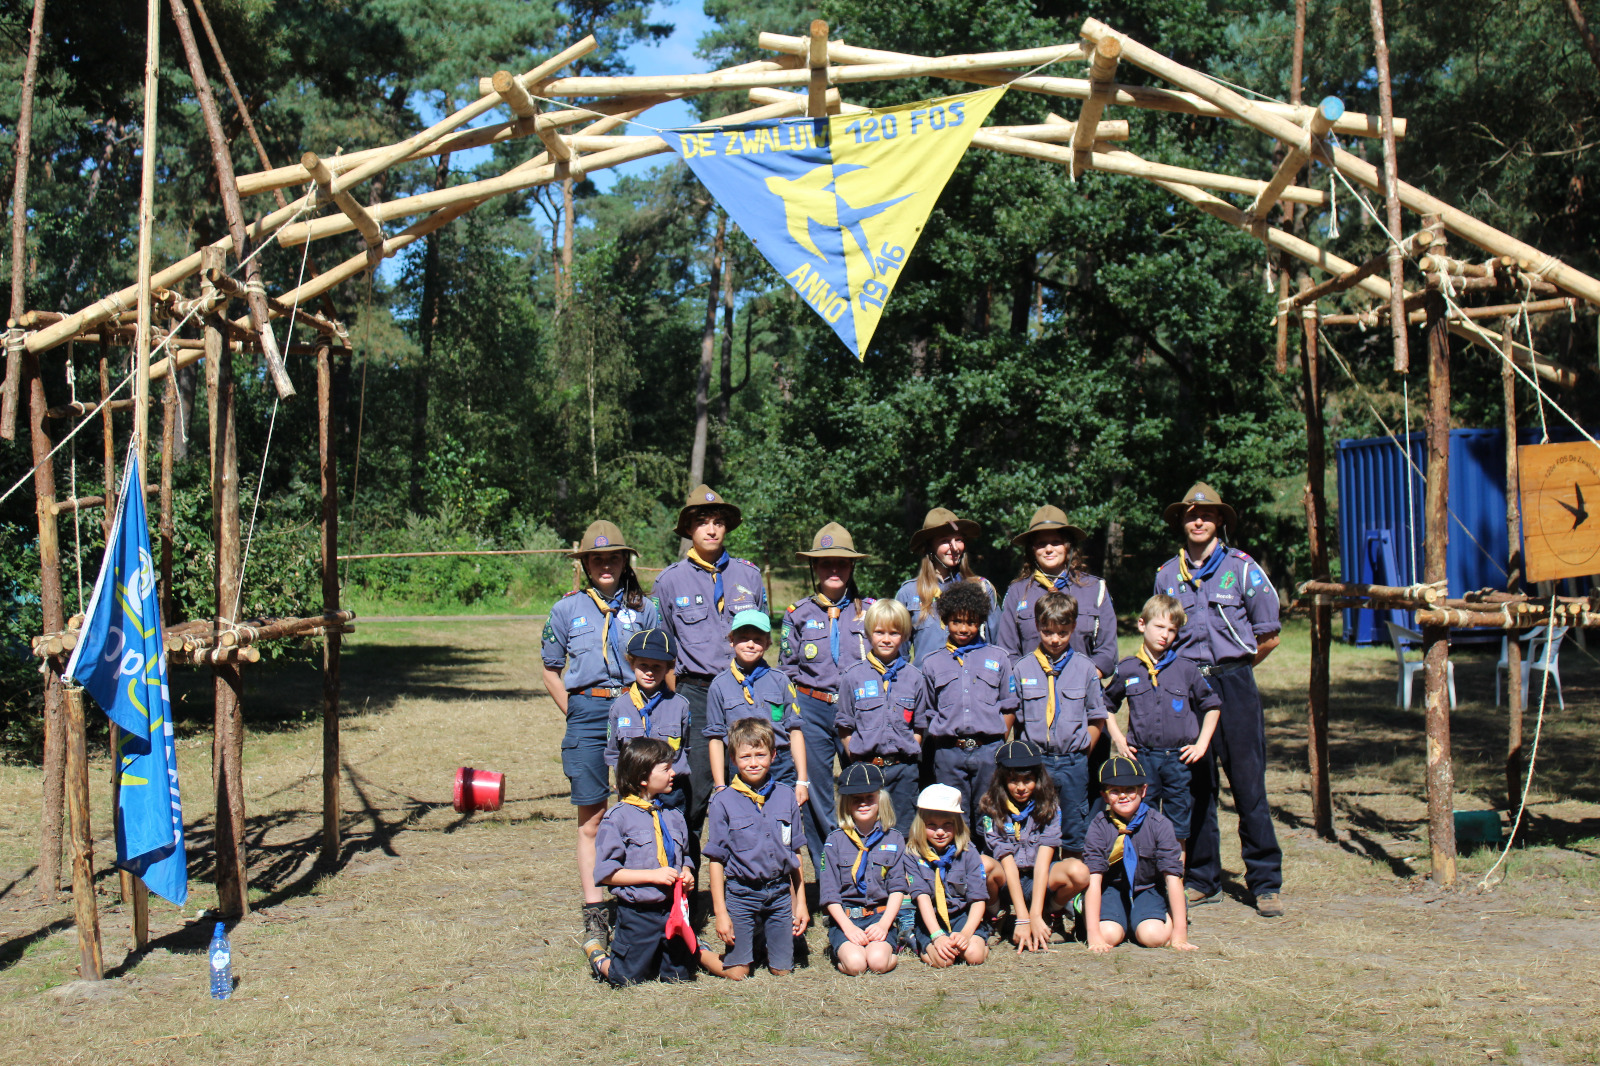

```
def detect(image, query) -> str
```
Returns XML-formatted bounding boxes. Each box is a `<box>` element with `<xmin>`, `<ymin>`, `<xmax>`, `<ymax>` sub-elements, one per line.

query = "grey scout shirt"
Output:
<box><xmin>1084</xmin><ymin>805</ymin><xmax>1184</xmax><ymax>894</ymax></box>
<box><xmin>593</xmin><ymin>799</ymin><xmax>694</xmax><ymax>904</ymax></box>
<box><xmin>778</xmin><ymin>596</ymin><xmax>870</xmax><ymax>694</ymax></box>
<box><xmin>993</xmin><ymin>573</ymin><xmax>1118</xmax><ymax>676</ymax></box>
<box><xmin>979</xmin><ymin>805</ymin><xmax>1062</xmax><ymax>868</ymax></box>
<box><xmin>541</xmin><ymin>589</ymin><xmax>661</xmax><ymax>691</ymax></box>
<box><xmin>909</xmin><ymin>843</ymin><xmax>989</xmax><ymax>913</ymax></box>
<box><xmin>653</xmin><ymin>554</ymin><xmax>766</xmax><ymax>677</ymax></box>
<box><xmin>819</xmin><ymin>825</ymin><xmax>909</xmax><ymax>910</ymax></box>
<box><xmin>894</xmin><ymin>575</ymin><xmax>999</xmax><ymax>666</ymax></box>
<box><xmin>605</xmin><ymin>687</ymin><xmax>691</xmax><ymax>775</ymax></box>
<box><xmin>836</xmin><ymin>659</ymin><xmax>927</xmax><ymax>759</ymax></box>
<box><xmin>1012</xmin><ymin>648</ymin><xmax>1107</xmax><ymax>754</ymax></box>
<box><xmin>704</xmin><ymin>666</ymin><xmax>802</xmax><ymax>753</ymax></box>
<box><xmin>703</xmin><ymin>781</ymin><xmax>802</xmax><ymax>883</ymax></box>
<box><xmin>1104</xmin><ymin>654</ymin><xmax>1221</xmax><ymax>750</ymax></box>
<box><xmin>916</xmin><ymin>644</ymin><xmax>1018</xmax><ymax>739</ymax></box>
<box><xmin>1154</xmin><ymin>545</ymin><xmax>1280</xmax><ymax>666</ymax></box>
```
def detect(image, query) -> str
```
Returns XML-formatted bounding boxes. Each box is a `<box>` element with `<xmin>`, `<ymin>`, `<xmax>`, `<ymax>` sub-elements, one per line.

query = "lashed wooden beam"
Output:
<box><xmin>492</xmin><ymin>70</ymin><xmax>570</xmax><ymax>161</ymax></box>
<box><xmin>301</xmin><ymin>151</ymin><xmax>385</xmax><ymax>269</ymax></box>
<box><xmin>1247</xmin><ymin>96</ymin><xmax>1341</xmax><ymax>222</ymax></box>
<box><xmin>1072</xmin><ymin>36</ymin><xmax>1121</xmax><ymax>173</ymax></box>
<box><xmin>808</xmin><ymin>20</ymin><xmax>830</xmax><ymax>118</ymax></box>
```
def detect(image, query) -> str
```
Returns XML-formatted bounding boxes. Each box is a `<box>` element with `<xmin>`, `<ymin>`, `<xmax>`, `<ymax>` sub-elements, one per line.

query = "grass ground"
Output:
<box><xmin>1</xmin><ymin>617</ymin><xmax>1597</xmax><ymax>1065</ymax></box>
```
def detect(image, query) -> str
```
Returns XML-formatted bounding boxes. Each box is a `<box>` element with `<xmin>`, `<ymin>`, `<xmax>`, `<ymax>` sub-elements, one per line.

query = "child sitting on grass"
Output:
<box><xmin>1083</xmin><ymin>756</ymin><xmax>1193</xmax><ymax>953</ymax></box>
<box><xmin>818</xmin><ymin>763</ymin><xmax>907</xmax><ymax>975</ymax></box>
<box><xmin>978</xmin><ymin>740</ymin><xmax>1081</xmax><ymax>952</ymax></box>
<box><xmin>908</xmin><ymin>783</ymin><xmax>989</xmax><ymax>968</ymax></box>
<box><xmin>605</xmin><ymin>629</ymin><xmax>691</xmax><ymax>810</ymax></box>
<box><xmin>585</xmin><ymin>738</ymin><xmax>697</xmax><ymax>985</ymax></box>
<box><xmin>699</xmin><ymin>718</ymin><xmax>807</xmax><ymax>980</ymax></box>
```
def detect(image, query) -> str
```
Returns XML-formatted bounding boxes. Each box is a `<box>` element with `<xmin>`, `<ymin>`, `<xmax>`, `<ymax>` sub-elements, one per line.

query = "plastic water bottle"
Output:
<box><xmin>208</xmin><ymin>922</ymin><xmax>233</xmax><ymax>1000</ymax></box>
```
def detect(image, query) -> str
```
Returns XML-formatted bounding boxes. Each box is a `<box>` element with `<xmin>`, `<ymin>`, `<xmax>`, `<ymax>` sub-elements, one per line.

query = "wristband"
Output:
<box><xmin>1015</xmin><ymin>917</ymin><xmax>1031</xmax><ymax>924</ymax></box>
<box><xmin>931</xmin><ymin>929</ymin><xmax>948</xmax><ymax>939</ymax></box>
<box><xmin>796</xmin><ymin>780</ymin><xmax>810</xmax><ymax>787</ymax></box>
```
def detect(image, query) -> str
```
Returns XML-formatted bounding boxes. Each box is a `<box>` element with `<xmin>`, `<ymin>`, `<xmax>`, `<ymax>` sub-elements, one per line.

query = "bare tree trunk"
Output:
<box><xmin>4</xmin><ymin>0</ymin><xmax>47</xmax><ymax>439</ymax></box>
<box><xmin>27</xmin><ymin>350</ymin><xmax>66</xmax><ymax>902</ymax></box>
<box><xmin>1562</xmin><ymin>0</ymin><xmax>1600</xmax><ymax>79</ymax></box>
<box><xmin>687</xmin><ymin>212</ymin><xmax>724</xmax><ymax>500</ymax></box>
<box><xmin>407</xmin><ymin>151</ymin><xmax>451</xmax><ymax>514</ymax></box>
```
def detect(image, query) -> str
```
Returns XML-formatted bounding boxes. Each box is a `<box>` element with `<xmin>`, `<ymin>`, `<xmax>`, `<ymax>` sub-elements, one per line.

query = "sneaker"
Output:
<box><xmin>582</xmin><ymin>902</ymin><xmax>612</xmax><ymax>945</ymax></box>
<box><xmin>1185</xmin><ymin>887</ymin><xmax>1221</xmax><ymax>907</ymax></box>
<box><xmin>581</xmin><ymin>937</ymin><xmax>610</xmax><ymax>981</ymax></box>
<box><xmin>1255</xmin><ymin>892</ymin><xmax>1285</xmax><ymax>918</ymax></box>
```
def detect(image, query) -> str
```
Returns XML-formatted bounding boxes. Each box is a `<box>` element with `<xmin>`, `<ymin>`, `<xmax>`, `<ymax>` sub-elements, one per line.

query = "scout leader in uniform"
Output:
<box><xmin>1154</xmin><ymin>482</ymin><xmax>1284</xmax><ymax>918</ymax></box>
<box><xmin>539</xmin><ymin>520</ymin><xmax>661</xmax><ymax>945</ymax></box>
<box><xmin>895</xmin><ymin>507</ymin><xmax>999</xmax><ymax>665</ymax></box>
<box><xmin>993</xmin><ymin>506</ymin><xmax>1118</xmax><ymax>676</ymax></box>
<box><xmin>653</xmin><ymin>486</ymin><xmax>768</xmax><ymax>854</ymax></box>
<box><xmin>778</xmin><ymin>522</ymin><xmax>872</xmax><ymax>872</ymax></box>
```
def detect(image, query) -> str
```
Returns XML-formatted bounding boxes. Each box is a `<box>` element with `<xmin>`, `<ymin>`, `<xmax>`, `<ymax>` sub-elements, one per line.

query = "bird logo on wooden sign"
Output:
<box><xmin>1519</xmin><ymin>443</ymin><xmax>1600</xmax><ymax>583</ymax></box>
<box><xmin>1556</xmin><ymin>483</ymin><xmax>1589</xmax><ymax>530</ymax></box>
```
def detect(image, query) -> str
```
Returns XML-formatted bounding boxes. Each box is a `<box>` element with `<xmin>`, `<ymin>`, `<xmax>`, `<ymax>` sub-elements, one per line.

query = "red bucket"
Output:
<box><xmin>453</xmin><ymin>767</ymin><xmax>506</xmax><ymax>813</ymax></box>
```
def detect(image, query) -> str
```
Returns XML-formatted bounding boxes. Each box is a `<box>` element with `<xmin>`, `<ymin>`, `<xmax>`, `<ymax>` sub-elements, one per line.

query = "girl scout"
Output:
<box><xmin>539</xmin><ymin>520</ymin><xmax>661</xmax><ymax>945</ymax></box>
<box><xmin>894</xmin><ymin>507</ymin><xmax>998</xmax><ymax>665</ymax></box>
<box><xmin>994</xmin><ymin>505</ymin><xmax>1118</xmax><ymax>676</ymax></box>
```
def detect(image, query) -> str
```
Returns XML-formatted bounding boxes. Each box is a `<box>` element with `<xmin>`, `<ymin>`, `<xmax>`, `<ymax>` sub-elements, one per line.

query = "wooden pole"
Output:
<box><xmin>1276</xmin><ymin>0</ymin><xmax>1305</xmax><ymax>375</ymax></box>
<box><xmin>318</xmin><ymin>340</ymin><xmax>342</xmax><ymax>865</ymax></box>
<box><xmin>160</xmin><ymin>374</ymin><xmax>176</xmax><ymax>623</ymax></box>
<box><xmin>106</xmin><ymin>723</ymin><xmax>148</xmax><ymax>949</ymax></box>
<box><xmin>26</xmin><ymin>346</ymin><xmax>67</xmax><ymax>902</ymax></box>
<box><xmin>807</xmin><ymin>21</ymin><xmax>829</xmax><ymax>119</ymax></box>
<box><xmin>1501</xmin><ymin>320</ymin><xmax>1526</xmax><ymax>830</ymax></box>
<box><xmin>1369</xmin><ymin>0</ymin><xmax>1410</xmax><ymax>373</ymax></box>
<box><xmin>1247</xmin><ymin>97</ymin><xmax>1342</xmax><ymax>222</ymax></box>
<box><xmin>63</xmin><ymin>687</ymin><xmax>103</xmax><ymax>979</ymax></box>
<box><xmin>1072</xmin><ymin>36</ymin><xmax>1121</xmax><ymax>177</ymax></box>
<box><xmin>1421</xmin><ymin>285</ymin><xmax>1458</xmax><ymax>885</ymax></box>
<box><xmin>3</xmin><ymin>0</ymin><xmax>47</xmax><ymax>439</ymax></box>
<box><xmin>203</xmin><ymin>248</ymin><xmax>249</xmax><ymax>916</ymax></box>
<box><xmin>133</xmin><ymin>0</ymin><xmax>160</xmax><ymax>477</ymax></box>
<box><xmin>98</xmin><ymin>336</ymin><xmax>117</xmax><ymax>543</ymax></box>
<box><xmin>1298</xmin><ymin>284</ymin><xmax>1334</xmax><ymax>840</ymax></box>
<box><xmin>167</xmin><ymin>0</ymin><xmax>294</xmax><ymax>400</ymax></box>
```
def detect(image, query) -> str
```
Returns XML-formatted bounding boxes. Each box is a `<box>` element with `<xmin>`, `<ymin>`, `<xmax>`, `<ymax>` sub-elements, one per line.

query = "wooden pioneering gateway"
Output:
<box><xmin>7</xmin><ymin>8</ymin><xmax>1599</xmax><ymax>978</ymax></box>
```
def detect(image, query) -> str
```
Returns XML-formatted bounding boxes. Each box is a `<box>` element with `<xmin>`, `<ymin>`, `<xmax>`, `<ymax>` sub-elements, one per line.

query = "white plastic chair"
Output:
<box><xmin>1497</xmin><ymin>626</ymin><xmax>1569</xmax><ymax>710</ymax></box>
<box><xmin>1385</xmin><ymin>621</ymin><xmax>1456</xmax><ymax>710</ymax></box>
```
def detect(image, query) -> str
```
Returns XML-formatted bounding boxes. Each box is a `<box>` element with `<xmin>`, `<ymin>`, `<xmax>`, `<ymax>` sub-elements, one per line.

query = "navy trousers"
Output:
<box><xmin>1185</xmin><ymin>663</ymin><xmax>1283</xmax><ymax>899</ymax></box>
<box><xmin>796</xmin><ymin>691</ymin><xmax>840</xmax><ymax>872</ymax></box>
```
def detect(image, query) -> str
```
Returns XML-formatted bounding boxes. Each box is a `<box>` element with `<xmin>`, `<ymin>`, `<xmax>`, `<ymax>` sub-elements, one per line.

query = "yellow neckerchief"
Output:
<box><xmin>731</xmin><ymin>775</ymin><xmax>771</xmax><ymax>810</ymax></box>
<box><xmin>622</xmin><ymin>794</ymin><xmax>670</xmax><ymax>867</ymax></box>
<box><xmin>1003</xmin><ymin>797</ymin><xmax>1028</xmax><ymax>838</ymax></box>
<box><xmin>945</xmin><ymin>638</ymin><xmax>986</xmax><ymax>666</ymax></box>
<box><xmin>687</xmin><ymin>547</ymin><xmax>725</xmax><ymax>610</ymax></box>
<box><xmin>730</xmin><ymin>660</ymin><xmax>756</xmax><ymax>705</ymax></box>
<box><xmin>915</xmin><ymin>839</ymin><xmax>954</xmax><ymax>930</ymax></box>
<box><xmin>585</xmin><ymin>587</ymin><xmax>618</xmax><ymax>666</ymax></box>
<box><xmin>1176</xmin><ymin>542</ymin><xmax>1222</xmax><ymax>589</ymax></box>
<box><xmin>1031</xmin><ymin>567</ymin><xmax>1069</xmax><ymax>593</ymax></box>
<box><xmin>1031</xmin><ymin>647</ymin><xmax>1061</xmax><ymax>730</ymax></box>
<box><xmin>1135</xmin><ymin>643</ymin><xmax>1164</xmax><ymax>685</ymax></box>
<box><xmin>841</xmin><ymin>819</ymin><xmax>886</xmax><ymax>894</ymax></box>
<box><xmin>866</xmin><ymin>651</ymin><xmax>890</xmax><ymax>675</ymax></box>
<box><xmin>1107</xmin><ymin>807</ymin><xmax>1143</xmax><ymax>869</ymax></box>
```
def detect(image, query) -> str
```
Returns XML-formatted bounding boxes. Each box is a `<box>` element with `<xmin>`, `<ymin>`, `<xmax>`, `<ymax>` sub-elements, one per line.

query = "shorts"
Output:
<box><xmin>723</xmin><ymin>877</ymin><xmax>794</xmax><ymax>970</ymax></box>
<box><xmin>1096</xmin><ymin>884</ymin><xmax>1169</xmax><ymax>934</ymax></box>
<box><xmin>561</xmin><ymin>693</ymin><xmax>613</xmax><ymax>806</ymax></box>
<box><xmin>912</xmin><ymin>904</ymin><xmax>992</xmax><ymax>956</ymax></box>
<box><xmin>826</xmin><ymin>910</ymin><xmax>901</xmax><ymax>959</ymax></box>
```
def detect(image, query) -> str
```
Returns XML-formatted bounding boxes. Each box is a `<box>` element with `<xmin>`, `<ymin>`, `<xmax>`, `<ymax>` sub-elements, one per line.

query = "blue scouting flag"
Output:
<box><xmin>666</xmin><ymin>86</ymin><xmax>1006</xmax><ymax>358</ymax></box>
<box><xmin>64</xmin><ymin>452</ymin><xmax>188</xmax><ymax>906</ymax></box>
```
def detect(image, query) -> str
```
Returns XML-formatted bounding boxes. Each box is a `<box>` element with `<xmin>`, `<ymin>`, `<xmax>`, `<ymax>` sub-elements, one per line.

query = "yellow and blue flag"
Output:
<box><xmin>64</xmin><ymin>451</ymin><xmax>187</xmax><ymax>906</ymax></box>
<box><xmin>667</xmin><ymin>86</ymin><xmax>1006</xmax><ymax>358</ymax></box>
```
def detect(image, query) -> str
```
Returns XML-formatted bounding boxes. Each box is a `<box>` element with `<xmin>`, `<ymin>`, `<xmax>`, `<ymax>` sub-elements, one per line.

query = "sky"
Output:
<box><xmin>595</xmin><ymin>0</ymin><xmax>716</xmax><ymax>189</ymax></box>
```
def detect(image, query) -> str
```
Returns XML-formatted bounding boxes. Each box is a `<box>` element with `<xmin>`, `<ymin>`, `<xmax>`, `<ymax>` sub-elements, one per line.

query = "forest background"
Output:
<box><xmin>1</xmin><ymin>0</ymin><xmax>1597</xmax><ymax>751</ymax></box>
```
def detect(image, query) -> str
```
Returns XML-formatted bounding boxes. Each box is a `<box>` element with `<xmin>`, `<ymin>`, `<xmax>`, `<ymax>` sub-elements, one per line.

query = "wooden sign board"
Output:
<box><xmin>1519</xmin><ymin>441</ymin><xmax>1600</xmax><ymax>583</ymax></box>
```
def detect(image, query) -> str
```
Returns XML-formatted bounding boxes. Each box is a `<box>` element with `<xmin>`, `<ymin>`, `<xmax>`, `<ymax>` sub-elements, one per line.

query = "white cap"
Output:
<box><xmin>917</xmin><ymin>783</ymin><xmax>964</xmax><ymax>814</ymax></box>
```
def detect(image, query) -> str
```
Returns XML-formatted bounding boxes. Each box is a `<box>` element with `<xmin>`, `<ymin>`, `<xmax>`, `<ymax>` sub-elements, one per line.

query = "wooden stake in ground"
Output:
<box><xmin>3</xmin><ymin>0</ymin><xmax>47</xmax><ymax>439</ymax></box>
<box><xmin>63</xmin><ymin>687</ymin><xmax>103</xmax><ymax>980</ymax></box>
<box><xmin>318</xmin><ymin>340</ymin><xmax>342</xmax><ymax>865</ymax></box>
<box><xmin>1422</xmin><ymin>287</ymin><xmax>1458</xmax><ymax>884</ymax></box>
<box><xmin>1369</xmin><ymin>0</ymin><xmax>1410</xmax><ymax>373</ymax></box>
<box><xmin>25</xmin><ymin>344</ymin><xmax>67</xmax><ymax>902</ymax></box>
<box><xmin>1298</xmin><ymin>283</ymin><xmax>1333</xmax><ymax>840</ymax></box>
<box><xmin>1501</xmin><ymin>319</ymin><xmax>1526</xmax><ymax>828</ymax></box>
<box><xmin>203</xmin><ymin>249</ymin><xmax>250</xmax><ymax>916</ymax></box>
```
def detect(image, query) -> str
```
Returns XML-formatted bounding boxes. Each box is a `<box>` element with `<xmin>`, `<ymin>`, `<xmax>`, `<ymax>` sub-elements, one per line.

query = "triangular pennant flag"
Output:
<box><xmin>667</xmin><ymin>86</ymin><xmax>1007</xmax><ymax>358</ymax></box>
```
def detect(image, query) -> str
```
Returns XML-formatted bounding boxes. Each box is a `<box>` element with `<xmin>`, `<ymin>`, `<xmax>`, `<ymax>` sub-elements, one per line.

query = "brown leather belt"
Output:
<box><xmin>860</xmin><ymin>754</ymin><xmax>912</xmax><ymax>767</ymax></box>
<box><xmin>796</xmin><ymin>684</ymin><xmax>838</xmax><ymax>704</ymax></box>
<box><xmin>572</xmin><ymin>686</ymin><xmax>621</xmax><ymax>699</ymax></box>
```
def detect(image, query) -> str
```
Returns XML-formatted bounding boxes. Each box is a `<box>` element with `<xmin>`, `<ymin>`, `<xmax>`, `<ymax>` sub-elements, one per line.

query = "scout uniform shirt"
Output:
<box><xmin>1154</xmin><ymin>544</ymin><xmax>1280</xmax><ymax>666</ymax></box>
<box><xmin>605</xmin><ymin>685</ymin><xmax>692</xmax><ymax>775</ymax></box>
<box><xmin>704</xmin><ymin>664</ymin><xmax>803</xmax><ymax>754</ymax></box>
<box><xmin>1012</xmin><ymin>647</ymin><xmax>1108</xmax><ymax>754</ymax></box>
<box><xmin>779</xmin><ymin>595</ymin><xmax>871</xmax><ymax>694</ymax></box>
<box><xmin>593</xmin><ymin>798</ymin><xmax>694</xmax><ymax>904</ymax></box>
<box><xmin>1084</xmin><ymin>804</ymin><xmax>1185</xmax><ymax>894</ymax></box>
<box><xmin>835</xmin><ymin>657</ymin><xmax>927</xmax><ymax>760</ymax></box>
<box><xmin>894</xmin><ymin>575</ymin><xmax>1000</xmax><ymax>666</ymax></box>
<box><xmin>653</xmin><ymin>552</ymin><xmax>766</xmax><ymax>677</ymax></box>
<box><xmin>1104</xmin><ymin>650</ymin><xmax>1221</xmax><ymax>750</ymax></box>
<box><xmin>909</xmin><ymin>841</ymin><xmax>989</xmax><ymax>917</ymax></box>
<box><xmin>703</xmin><ymin>779</ymin><xmax>803</xmax><ymax>882</ymax></box>
<box><xmin>916</xmin><ymin>642</ymin><xmax>1019</xmax><ymax>740</ymax></box>
<box><xmin>979</xmin><ymin>803</ymin><xmax>1062</xmax><ymax>870</ymax></box>
<box><xmin>993</xmin><ymin>572</ymin><xmax>1117</xmax><ymax>675</ymax></box>
<box><xmin>819</xmin><ymin>824</ymin><xmax>909</xmax><ymax>911</ymax></box>
<box><xmin>541</xmin><ymin>588</ymin><xmax>661</xmax><ymax>691</ymax></box>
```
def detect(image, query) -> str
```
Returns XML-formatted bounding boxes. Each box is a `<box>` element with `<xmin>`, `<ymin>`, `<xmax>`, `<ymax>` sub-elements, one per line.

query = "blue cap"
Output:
<box><xmin>626</xmin><ymin>627</ymin><xmax>675</xmax><ymax>661</ymax></box>
<box><xmin>730</xmin><ymin>609</ymin><xmax>771</xmax><ymax>634</ymax></box>
<box><xmin>836</xmin><ymin>761</ymin><xmax>885</xmax><ymax>794</ymax></box>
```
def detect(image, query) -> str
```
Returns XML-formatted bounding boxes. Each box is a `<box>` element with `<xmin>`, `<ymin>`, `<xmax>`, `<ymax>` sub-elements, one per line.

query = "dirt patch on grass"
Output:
<box><xmin>0</xmin><ymin>620</ymin><xmax>1596</xmax><ymax>1065</ymax></box>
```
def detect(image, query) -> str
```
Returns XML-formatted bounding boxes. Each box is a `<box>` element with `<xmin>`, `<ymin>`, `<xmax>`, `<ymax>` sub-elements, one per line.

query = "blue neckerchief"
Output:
<box><xmin>689</xmin><ymin>548</ymin><xmax>732</xmax><ymax>611</ymax></box>
<box><xmin>653</xmin><ymin>797</ymin><xmax>677</xmax><ymax>869</ymax></box>
<box><xmin>1005</xmin><ymin>800</ymin><xmax>1035</xmax><ymax>838</ymax></box>
<box><xmin>815</xmin><ymin>593</ymin><xmax>853</xmax><ymax>665</ymax></box>
<box><xmin>603</xmin><ymin>587</ymin><xmax>628</xmax><ymax>669</ymax></box>
<box><xmin>848</xmin><ymin>824</ymin><xmax>887</xmax><ymax>893</ymax></box>
<box><xmin>946</xmin><ymin>638</ymin><xmax>990</xmax><ymax>666</ymax></box>
<box><xmin>638</xmin><ymin>687</ymin><xmax>665</xmax><ymax>734</ymax></box>
<box><xmin>1050</xmin><ymin>649</ymin><xmax>1074</xmax><ymax>675</ymax></box>
<box><xmin>1112</xmin><ymin>802</ymin><xmax>1150</xmax><ymax>885</ymax></box>
<box><xmin>1180</xmin><ymin>544</ymin><xmax>1227</xmax><ymax>591</ymax></box>
<box><xmin>1052</xmin><ymin>572</ymin><xmax>1071</xmax><ymax>591</ymax></box>
<box><xmin>881</xmin><ymin>654</ymin><xmax>905</xmax><ymax>694</ymax></box>
<box><xmin>735</xmin><ymin>661</ymin><xmax>770</xmax><ymax>702</ymax></box>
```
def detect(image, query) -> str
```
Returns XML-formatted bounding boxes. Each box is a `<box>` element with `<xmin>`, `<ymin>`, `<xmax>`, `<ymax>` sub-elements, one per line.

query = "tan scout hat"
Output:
<box><xmin>675</xmin><ymin>484</ymin><xmax>743</xmax><ymax>538</ymax></box>
<box><xmin>569</xmin><ymin>520</ymin><xmax>635</xmax><ymax>557</ymax></box>
<box><xmin>1010</xmin><ymin>504</ymin><xmax>1088</xmax><ymax>546</ymax></box>
<box><xmin>909</xmin><ymin>507</ymin><xmax>981</xmax><ymax>553</ymax></box>
<box><xmin>1163</xmin><ymin>482</ymin><xmax>1238</xmax><ymax>528</ymax></box>
<box><xmin>796</xmin><ymin>522</ymin><xmax>869</xmax><ymax>560</ymax></box>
